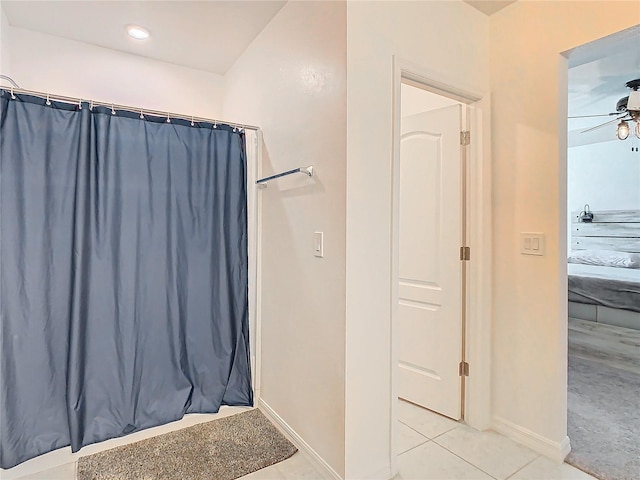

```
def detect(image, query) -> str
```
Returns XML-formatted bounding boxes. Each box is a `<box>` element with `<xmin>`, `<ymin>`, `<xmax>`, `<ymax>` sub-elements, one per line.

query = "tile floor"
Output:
<box><xmin>393</xmin><ymin>400</ymin><xmax>595</xmax><ymax>480</ymax></box>
<box><xmin>6</xmin><ymin>401</ymin><xmax>596</xmax><ymax>480</ymax></box>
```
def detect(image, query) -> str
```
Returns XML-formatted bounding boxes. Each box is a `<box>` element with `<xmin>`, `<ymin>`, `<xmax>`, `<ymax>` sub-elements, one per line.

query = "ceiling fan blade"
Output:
<box><xmin>580</xmin><ymin>115</ymin><xmax>628</xmax><ymax>134</ymax></box>
<box><xmin>568</xmin><ymin>113</ymin><xmax>619</xmax><ymax>119</ymax></box>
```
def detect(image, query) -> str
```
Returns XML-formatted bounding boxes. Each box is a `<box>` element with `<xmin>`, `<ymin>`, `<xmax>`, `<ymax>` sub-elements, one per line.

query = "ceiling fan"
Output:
<box><xmin>569</xmin><ymin>78</ymin><xmax>640</xmax><ymax>140</ymax></box>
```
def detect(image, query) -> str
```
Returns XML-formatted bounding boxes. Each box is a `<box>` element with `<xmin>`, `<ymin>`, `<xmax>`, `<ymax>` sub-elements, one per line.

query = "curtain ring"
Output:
<box><xmin>213</xmin><ymin>121</ymin><xmax>218</xmax><ymax>129</ymax></box>
<box><xmin>111</xmin><ymin>104</ymin><xmax>116</xmax><ymax>115</ymax></box>
<box><xmin>191</xmin><ymin>115</ymin><xmax>195</xmax><ymax>127</ymax></box>
<box><xmin>10</xmin><ymin>86</ymin><xmax>15</xmax><ymax>99</ymax></box>
<box><xmin>78</xmin><ymin>99</ymin><xmax>82</xmax><ymax>110</ymax></box>
<box><xmin>46</xmin><ymin>93</ymin><xmax>51</xmax><ymax>106</ymax></box>
<box><xmin>140</xmin><ymin>108</ymin><xmax>144</xmax><ymax>120</ymax></box>
<box><xmin>166</xmin><ymin>113</ymin><xmax>171</xmax><ymax>123</ymax></box>
<box><xmin>90</xmin><ymin>100</ymin><xmax>94</xmax><ymax>110</ymax></box>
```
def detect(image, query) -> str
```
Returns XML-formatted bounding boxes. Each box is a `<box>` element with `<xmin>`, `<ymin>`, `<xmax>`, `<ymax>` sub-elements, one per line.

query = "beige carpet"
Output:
<box><xmin>77</xmin><ymin>409</ymin><xmax>297</xmax><ymax>480</ymax></box>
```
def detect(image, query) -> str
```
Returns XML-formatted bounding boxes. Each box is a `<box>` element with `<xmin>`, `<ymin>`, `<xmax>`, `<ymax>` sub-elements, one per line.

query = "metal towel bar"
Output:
<box><xmin>256</xmin><ymin>166</ymin><xmax>314</xmax><ymax>186</ymax></box>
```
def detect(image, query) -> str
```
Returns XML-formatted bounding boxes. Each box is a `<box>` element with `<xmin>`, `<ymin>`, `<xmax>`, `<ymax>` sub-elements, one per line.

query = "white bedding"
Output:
<box><xmin>568</xmin><ymin>249</ymin><xmax>640</xmax><ymax>268</ymax></box>
<box><xmin>568</xmin><ymin>263</ymin><xmax>640</xmax><ymax>283</ymax></box>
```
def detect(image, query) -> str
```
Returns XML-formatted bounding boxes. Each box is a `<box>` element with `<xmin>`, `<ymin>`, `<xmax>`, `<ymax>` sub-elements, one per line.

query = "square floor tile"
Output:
<box><xmin>275</xmin><ymin>452</ymin><xmax>326</xmax><ymax>480</ymax></box>
<box><xmin>239</xmin><ymin>463</ymin><xmax>286</xmax><ymax>480</ymax></box>
<box><xmin>14</xmin><ymin>462</ymin><xmax>76</xmax><ymax>480</ymax></box>
<box><xmin>394</xmin><ymin>442</ymin><xmax>493</xmax><ymax>480</ymax></box>
<box><xmin>509</xmin><ymin>457</ymin><xmax>597</xmax><ymax>480</ymax></box>
<box><xmin>434</xmin><ymin>426</ymin><xmax>539</xmax><ymax>480</ymax></box>
<box><xmin>398</xmin><ymin>400</ymin><xmax>459</xmax><ymax>439</ymax></box>
<box><xmin>397</xmin><ymin>422</ymin><xmax>429</xmax><ymax>454</ymax></box>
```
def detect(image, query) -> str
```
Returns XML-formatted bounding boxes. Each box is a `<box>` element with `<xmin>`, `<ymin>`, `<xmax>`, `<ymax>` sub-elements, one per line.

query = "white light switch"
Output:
<box><xmin>521</xmin><ymin>233</ymin><xmax>544</xmax><ymax>256</ymax></box>
<box><xmin>314</xmin><ymin>232</ymin><xmax>324</xmax><ymax>258</ymax></box>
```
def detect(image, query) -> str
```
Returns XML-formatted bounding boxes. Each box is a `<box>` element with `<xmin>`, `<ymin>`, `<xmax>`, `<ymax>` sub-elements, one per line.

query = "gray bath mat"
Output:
<box><xmin>77</xmin><ymin>409</ymin><xmax>297</xmax><ymax>480</ymax></box>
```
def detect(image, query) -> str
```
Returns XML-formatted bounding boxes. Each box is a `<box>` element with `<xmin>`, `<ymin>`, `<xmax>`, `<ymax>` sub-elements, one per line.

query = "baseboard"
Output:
<box><xmin>258</xmin><ymin>399</ymin><xmax>342</xmax><ymax>480</ymax></box>
<box><xmin>492</xmin><ymin>416</ymin><xmax>571</xmax><ymax>463</ymax></box>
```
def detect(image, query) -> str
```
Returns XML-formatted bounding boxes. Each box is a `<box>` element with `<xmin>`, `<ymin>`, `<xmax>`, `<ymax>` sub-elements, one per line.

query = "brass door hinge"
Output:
<box><xmin>460</xmin><ymin>246</ymin><xmax>470</xmax><ymax>261</ymax></box>
<box><xmin>459</xmin><ymin>361</ymin><xmax>469</xmax><ymax>377</ymax></box>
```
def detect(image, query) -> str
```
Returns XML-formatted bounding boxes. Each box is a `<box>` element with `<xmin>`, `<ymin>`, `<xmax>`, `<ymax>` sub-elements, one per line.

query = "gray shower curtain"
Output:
<box><xmin>0</xmin><ymin>90</ymin><xmax>252</xmax><ymax>469</ymax></box>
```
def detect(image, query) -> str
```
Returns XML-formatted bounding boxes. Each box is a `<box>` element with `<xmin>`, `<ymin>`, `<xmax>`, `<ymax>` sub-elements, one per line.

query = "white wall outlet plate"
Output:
<box><xmin>520</xmin><ymin>232</ymin><xmax>544</xmax><ymax>256</ymax></box>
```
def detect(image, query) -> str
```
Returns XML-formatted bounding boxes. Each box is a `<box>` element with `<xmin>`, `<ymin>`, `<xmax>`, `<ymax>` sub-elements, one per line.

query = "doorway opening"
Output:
<box><xmin>390</xmin><ymin>60</ymin><xmax>491</xmax><ymax>475</ymax></box>
<box><xmin>564</xmin><ymin>25</ymin><xmax>640</xmax><ymax>480</ymax></box>
<box><xmin>396</xmin><ymin>83</ymin><xmax>467</xmax><ymax>421</ymax></box>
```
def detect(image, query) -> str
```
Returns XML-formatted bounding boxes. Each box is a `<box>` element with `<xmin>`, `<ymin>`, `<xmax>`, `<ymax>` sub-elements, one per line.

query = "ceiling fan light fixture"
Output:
<box><xmin>635</xmin><ymin>121</ymin><xmax>640</xmax><ymax>139</ymax></box>
<box><xmin>628</xmin><ymin>90</ymin><xmax>640</xmax><ymax>112</ymax></box>
<box><xmin>616</xmin><ymin>120</ymin><xmax>630</xmax><ymax>140</ymax></box>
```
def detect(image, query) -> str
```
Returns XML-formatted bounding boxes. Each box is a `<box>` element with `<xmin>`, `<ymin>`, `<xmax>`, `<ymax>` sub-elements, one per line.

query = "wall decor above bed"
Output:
<box><xmin>571</xmin><ymin>209</ymin><xmax>640</xmax><ymax>253</ymax></box>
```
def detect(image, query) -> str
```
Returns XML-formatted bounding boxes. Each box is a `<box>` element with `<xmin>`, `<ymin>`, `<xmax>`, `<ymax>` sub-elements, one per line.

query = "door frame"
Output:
<box><xmin>246</xmin><ymin>129</ymin><xmax>263</xmax><ymax>402</ymax></box>
<box><xmin>390</xmin><ymin>56</ymin><xmax>492</xmax><ymax>473</ymax></box>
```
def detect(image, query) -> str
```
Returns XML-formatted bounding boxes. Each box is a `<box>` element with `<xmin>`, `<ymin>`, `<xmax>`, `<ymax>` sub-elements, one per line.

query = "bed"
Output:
<box><xmin>568</xmin><ymin>209</ymin><xmax>640</xmax><ymax>330</ymax></box>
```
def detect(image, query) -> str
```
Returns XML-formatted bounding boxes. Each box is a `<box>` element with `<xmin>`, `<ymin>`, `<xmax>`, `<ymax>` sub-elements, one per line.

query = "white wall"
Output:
<box><xmin>8</xmin><ymin>1</ymin><xmax>638</xmax><ymax>477</ymax></box>
<box><xmin>5</xmin><ymin>5</ymin><xmax>348</xmax><ymax>476</ymax></box>
<box><xmin>345</xmin><ymin>2</ymin><xmax>489</xmax><ymax>478</ymax></box>
<box><xmin>568</xmin><ymin>140</ymin><xmax>640</xmax><ymax>214</ymax></box>
<box><xmin>568</xmin><ymin>139</ymin><xmax>640</xmax><ymax>249</ymax></box>
<box><xmin>490</xmin><ymin>0</ymin><xmax>639</xmax><ymax>458</ymax></box>
<box><xmin>7</xmin><ymin>27</ymin><xmax>224</xmax><ymax>118</ymax></box>
<box><xmin>223</xmin><ymin>1</ymin><xmax>346</xmax><ymax>477</ymax></box>
<box><xmin>0</xmin><ymin>4</ymin><xmax>10</xmax><ymax>76</ymax></box>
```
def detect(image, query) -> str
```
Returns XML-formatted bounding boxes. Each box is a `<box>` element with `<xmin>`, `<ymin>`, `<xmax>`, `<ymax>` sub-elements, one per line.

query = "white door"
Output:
<box><xmin>398</xmin><ymin>104</ymin><xmax>464</xmax><ymax>420</ymax></box>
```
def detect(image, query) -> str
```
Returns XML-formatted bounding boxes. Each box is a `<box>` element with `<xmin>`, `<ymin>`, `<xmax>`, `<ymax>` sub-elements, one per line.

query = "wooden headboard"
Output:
<box><xmin>571</xmin><ymin>209</ymin><xmax>640</xmax><ymax>253</ymax></box>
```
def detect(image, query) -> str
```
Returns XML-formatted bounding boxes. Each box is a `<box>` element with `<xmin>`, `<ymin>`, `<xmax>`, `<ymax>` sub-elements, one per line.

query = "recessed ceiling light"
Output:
<box><xmin>126</xmin><ymin>25</ymin><xmax>150</xmax><ymax>40</ymax></box>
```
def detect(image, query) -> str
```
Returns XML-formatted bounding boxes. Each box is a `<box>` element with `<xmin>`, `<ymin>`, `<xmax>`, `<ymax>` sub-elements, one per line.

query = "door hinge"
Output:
<box><xmin>460</xmin><ymin>130</ymin><xmax>470</xmax><ymax>146</ymax></box>
<box><xmin>459</xmin><ymin>361</ymin><xmax>469</xmax><ymax>377</ymax></box>
<box><xmin>460</xmin><ymin>246</ymin><xmax>470</xmax><ymax>261</ymax></box>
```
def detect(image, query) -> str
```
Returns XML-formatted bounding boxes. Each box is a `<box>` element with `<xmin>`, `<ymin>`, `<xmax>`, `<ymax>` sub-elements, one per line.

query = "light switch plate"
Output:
<box><xmin>314</xmin><ymin>232</ymin><xmax>324</xmax><ymax>258</ymax></box>
<box><xmin>521</xmin><ymin>232</ymin><xmax>544</xmax><ymax>256</ymax></box>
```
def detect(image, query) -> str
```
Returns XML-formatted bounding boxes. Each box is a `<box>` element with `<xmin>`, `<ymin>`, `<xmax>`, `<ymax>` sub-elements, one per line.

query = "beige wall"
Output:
<box><xmin>223</xmin><ymin>1</ymin><xmax>347</xmax><ymax>477</ymax></box>
<box><xmin>7</xmin><ymin>27</ymin><xmax>224</xmax><ymax>118</ymax></box>
<box><xmin>345</xmin><ymin>2</ymin><xmax>489</xmax><ymax>478</ymax></box>
<box><xmin>490</xmin><ymin>0</ymin><xmax>639</xmax><ymax>455</ymax></box>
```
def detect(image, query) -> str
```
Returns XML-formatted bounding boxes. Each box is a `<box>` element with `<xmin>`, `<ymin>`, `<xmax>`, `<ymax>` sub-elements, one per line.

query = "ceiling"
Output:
<box><xmin>1</xmin><ymin>1</ymin><xmax>287</xmax><ymax>75</ymax></box>
<box><xmin>463</xmin><ymin>1</ymin><xmax>517</xmax><ymax>16</ymax></box>
<box><xmin>567</xmin><ymin>25</ymin><xmax>640</xmax><ymax>146</ymax></box>
<box><xmin>0</xmin><ymin>0</ymin><xmax>519</xmax><ymax>77</ymax></box>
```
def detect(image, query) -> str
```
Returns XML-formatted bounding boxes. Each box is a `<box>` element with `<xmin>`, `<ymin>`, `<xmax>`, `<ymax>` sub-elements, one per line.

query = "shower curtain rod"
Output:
<box><xmin>0</xmin><ymin>81</ymin><xmax>260</xmax><ymax>132</ymax></box>
<box><xmin>0</xmin><ymin>75</ymin><xmax>19</xmax><ymax>88</ymax></box>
